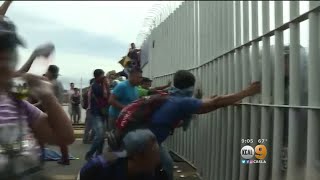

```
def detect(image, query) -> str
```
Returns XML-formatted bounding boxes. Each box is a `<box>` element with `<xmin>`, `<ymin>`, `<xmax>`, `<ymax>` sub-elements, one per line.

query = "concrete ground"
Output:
<box><xmin>42</xmin><ymin>125</ymin><xmax>201</xmax><ymax>180</ymax></box>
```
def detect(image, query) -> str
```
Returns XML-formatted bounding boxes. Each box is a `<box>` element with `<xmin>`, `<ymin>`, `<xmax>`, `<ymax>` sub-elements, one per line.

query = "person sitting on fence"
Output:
<box><xmin>137</xmin><ymin>77</ymin><xmax>172</xmax><ymax>97</ymax></box>
<box><xmin>79</xmin><ymin>129</ymin><xmax>165</xmax><ymax>180</ymax></box>
<box><xmin>127</xmin><ymin>43</ymin><xmax>141</xmax><ymax>68</ymax></box>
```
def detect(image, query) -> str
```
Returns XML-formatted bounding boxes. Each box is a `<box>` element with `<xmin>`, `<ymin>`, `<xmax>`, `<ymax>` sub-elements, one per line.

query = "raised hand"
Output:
<box><xmin>245</xmin><ymin>81</ymin><xmax>261</xmax><ymax>96</ymax></box>
<box><xmin>32</xmin><ymin>43</ymin><xmax>55</xmax><ymax>58</ymax></box>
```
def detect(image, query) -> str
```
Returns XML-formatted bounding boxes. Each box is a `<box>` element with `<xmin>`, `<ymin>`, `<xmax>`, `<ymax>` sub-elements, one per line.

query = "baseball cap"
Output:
<box><xmin>0</xmin><ymin>16</ymin><xmax>25</xmax><ymax>48</ymax></box>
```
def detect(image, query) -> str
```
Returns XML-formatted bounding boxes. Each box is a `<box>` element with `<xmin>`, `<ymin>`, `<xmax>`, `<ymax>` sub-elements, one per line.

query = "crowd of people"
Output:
<box><xmin>0</xmin><ymin>1</ymin><xmax>262</xmax><ymax>179</ymax></box>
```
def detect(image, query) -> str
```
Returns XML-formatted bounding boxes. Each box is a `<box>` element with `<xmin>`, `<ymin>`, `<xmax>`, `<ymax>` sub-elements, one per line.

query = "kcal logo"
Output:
<box><xmin>240</xmin><ymin>145</ymin><xmax>267</xmax><ymax>160</ymax></box>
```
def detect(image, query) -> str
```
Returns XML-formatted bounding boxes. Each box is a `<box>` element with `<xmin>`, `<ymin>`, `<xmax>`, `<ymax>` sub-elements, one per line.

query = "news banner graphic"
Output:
<box><xmin>240</xmin><ymin>139</ymin><xmax>267</xmax><ymax>164</ymax></box>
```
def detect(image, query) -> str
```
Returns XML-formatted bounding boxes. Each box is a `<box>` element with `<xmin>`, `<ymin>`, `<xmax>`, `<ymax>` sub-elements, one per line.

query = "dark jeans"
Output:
<box><xmin>160</xmin><ymin>145</ymin><xmax>174</xmax><ymax>180</ymax></box>
<box><xmin>85</xmin><ymin>114</ymin><xmax>105</xmax><ymax>159</ymax></box>
<box><xmin>107</xmin><ymin>116</ymin><xmax>116</xmax><ymax>132</ymax></box>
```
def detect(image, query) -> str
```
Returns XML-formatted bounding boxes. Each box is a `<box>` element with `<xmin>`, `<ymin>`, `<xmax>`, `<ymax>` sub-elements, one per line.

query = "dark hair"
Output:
<box><xmin>74</xmin><ymin>88</ymin><xmax>79</xmax><ymax>91</ymax></box>
<box><xmin>128</xmin><ymin>68</ymin><xmax>142</xmax><ymax>75</ymax></box>
<box><xmin>173</xmin><ymin>70</ymin><xmax>195</xmax><ymax>89</ymax></box>
<box><xmin>89</xmin><ymin>78</ymin><xmax>95</xmax><ymax>85</ymax></box>
<box><xmin>93</xmin><ymin>69</ymin><xmax>104</xmax><ymax>79</ymax></box>
<box><xmin>70</xmin><ymin>82</ymin><xmax>74</xmax><ymax>85</ymax></box>
<box><xmin>131</xmin><ymin>43</ymin><xmax>135</xmax><ymax>46</ymax></box>
<box><xmin>48</xmin><ymin>65</ymin><xmax>59</xmax><ymax>79</ymax></box>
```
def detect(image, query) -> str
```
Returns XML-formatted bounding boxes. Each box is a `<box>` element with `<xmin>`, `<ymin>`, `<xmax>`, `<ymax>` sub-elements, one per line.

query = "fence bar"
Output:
<box><xmin>184</xmin><ymin>3</ymin><xmax>190</xmax><ymax>159</ymax></box>
<box><xmin>271</xmin><ymin>1</ymin><xmax>285</xmax><ymax>180</ymax></box>
<box><xmin>306</xmin><ymin>2</ymin><xmax>320</xmax><ymax>180</ymax></box>
<box><xmin>199</xmin><ymin>1</ymin><xmax>205</xmax><ymax>63</ymax></box>
<box><xmin>248</xmin><ymin>1</ymin><xmax>261</xmax><ymax>180</ymax></box>
<box><xmin>167</xmin><ymin>13</ymin><xmax>173</xmax><ymax>75</ymax></box>
<box><xmin>182</xmin><ymin>3</ymin><xmax>188</xmax><ymax>158</ymax></box>
<box><xmin>287</xmin><ymin>2</ymin><xmax>304</xmax><ymax>180</ymax></box>
<box><xmin>182</xmin><ymin>4</ymin><xmax>188</xmax><ymax>70</ymax></box>
<box><xmin>203</xmin><ymin>65</ymin><xmax>209</xmax><ymax>176</ymax></box>
<box><xmin>208</xmin><ymin>2</ymin><xmax>214</xmax><ymax>59</ymax></box>
<box><xmin>187</xmin><ymin>2</ymin><xmax>193</xmax><ymax>69</ymax></box>
<box><xmin>218</xmin><ymin>2</ymin><xmax>223</xmax><ymax>55</ymax></box>
<box><xmin>226</xmin><ymin>54</ymin><xmax>235</xmax><ymax>180</ymax></box>
<box><xmin>235</xmin><ymin>1</ymin><xmax>244</xmax><ymax>179</ymax></box>
<box><xmin>260</xmin><ymin>1</ymin><xmax>272</xmax><ymax>180</ymax></box>
<box><xmin>204</xmin><ymin>64</ymin><xmax>211</xmax><ymax>179</ymax></box>
<box><xmin>242</xmin><ymin>0</ymin><xmax>251</xmax><ymax>173</ymax></box>
<box><xmin>219</xmin><ymin>54</ymin><xmax>228</xmax><ymax>180</ymax></box>
<box><xmin>207</xmin><ymin>61</ymin><xmax>215</xmax><ymax>180</ymax></box>
<box><xmin>194</xmin><ymin>1</ymin><xmax>201</xmax><ymax>171</ymax></box>
<box><xmin>212</xmin><ymin>60</ymin><xmax>218</xmax><ymax>178</ymax></box>
<box><xmin>214</xmin><ymin>58</ymin><xmax>222</xmax><ymax>180</ymax></box>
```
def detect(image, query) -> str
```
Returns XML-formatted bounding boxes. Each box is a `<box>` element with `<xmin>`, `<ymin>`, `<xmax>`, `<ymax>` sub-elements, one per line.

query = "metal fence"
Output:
<box><xmin>141</xmin><ymin>1</ymin><xmax>320</xmax><ymax>180</ymax></box>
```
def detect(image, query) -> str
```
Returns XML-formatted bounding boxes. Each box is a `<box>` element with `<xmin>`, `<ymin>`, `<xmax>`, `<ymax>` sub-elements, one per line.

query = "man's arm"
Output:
<box><xmin>196</xmin><ymin>82</ymin><xmax>261</xmax><ymax>114</ymax></box>
<box><xmin>0</xmin><ymin>1</ymin><xmax>12</xmax><ymax>16</ymax></box>
<box><xmin>23</xmin><ymin>73</ymin><xmax>74</xmax><ymax>145</ymax></box>
<box><xmin>108</xmin><ymin>84</ymin><xmax>126</xmax><ymax>109</ymax></box>
<box><xmin>15</xmin><ymin>53</ymin><xmax>37</xmax><ymax>75</ymax></box>
<box><xmin>31</xmin><ymin>95</ymin><xmax>74</xmax><ymax>146</ymax></box>
<box><xmin>15</xmin><ymin>44</ymin><xmax>55</xmax><ymax>76</ymax></box>
<box><xmin>150</xmin><ymin>81</ymin><xmax>171</xmax><ymax>91</ymax></box>
<box><xmin>108</xmin><ymin>94</ymin><xmax>126</xmax><ymax>109</ymax></box>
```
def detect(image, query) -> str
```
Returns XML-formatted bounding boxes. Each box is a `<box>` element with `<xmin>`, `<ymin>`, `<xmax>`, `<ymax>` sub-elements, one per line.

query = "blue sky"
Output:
<box><xmin>3</xmin><ymin>1</ymin><xmax>163</xmax><ymax>89</ymax></box>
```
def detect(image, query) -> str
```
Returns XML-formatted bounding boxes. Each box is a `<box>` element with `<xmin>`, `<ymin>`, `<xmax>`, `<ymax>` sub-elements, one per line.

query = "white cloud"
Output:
<box><xmin>7</xmin><ymin>1</ymin><xmax>161</xmax><ymax>44</ymax></box>
<box><xmin>1</xmin><ymin>0</ymin><xmax>163</xmax><ymax>88</ymax></box>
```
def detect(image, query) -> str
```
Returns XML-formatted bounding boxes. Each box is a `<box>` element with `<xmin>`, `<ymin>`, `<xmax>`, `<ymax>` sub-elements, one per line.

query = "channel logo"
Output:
<box><xmin>240</xmin><ymin>145</ymin><xmax>255</xmax><ymax>159</ymax></box>
<box><xmin>240</xmin><ymin>145</ymin><xmax>267</xmax><ymax>164</ymax></box>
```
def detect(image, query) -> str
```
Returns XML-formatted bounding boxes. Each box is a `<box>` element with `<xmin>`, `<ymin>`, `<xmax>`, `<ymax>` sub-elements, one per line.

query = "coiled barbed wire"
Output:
<box><xmin>136</xmin><ymin>1</ymin><xmax>183</xmax><ymax>46</ymax></box>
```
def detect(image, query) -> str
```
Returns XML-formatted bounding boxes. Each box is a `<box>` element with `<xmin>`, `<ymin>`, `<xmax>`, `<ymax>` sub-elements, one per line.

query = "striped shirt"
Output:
<box><xmin>0</xmin><ymin>94</ymin><xmax>43</xmax><ymax>173</ymax></box>
<box><xmin>0</xmin><ymin>94</ymin><xmax>41</xmax><ymax>126</ymax></box>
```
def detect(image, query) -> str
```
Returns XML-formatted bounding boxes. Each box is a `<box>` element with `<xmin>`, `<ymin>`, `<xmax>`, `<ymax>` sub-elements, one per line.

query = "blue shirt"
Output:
<box><xmin>109</xmin><ymin>80</ymin><xmax>139</xmax><ymax>118</ymax></box>
<box><xmin>150</xmin><ymin>96</ymin><xmax>202</xmax><ymax>144</ymax></box>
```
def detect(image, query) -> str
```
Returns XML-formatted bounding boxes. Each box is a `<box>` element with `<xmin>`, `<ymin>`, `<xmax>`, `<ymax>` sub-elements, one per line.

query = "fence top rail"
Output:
<box><xmin>152</xmin><ymin>4</ymin><xmax>320</xmax><ymax>80</ymax></box>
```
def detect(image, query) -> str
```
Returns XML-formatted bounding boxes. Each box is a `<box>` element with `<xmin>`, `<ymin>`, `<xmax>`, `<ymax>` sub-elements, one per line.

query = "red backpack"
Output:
<box><xmin>107</xmin><ymin>93</ymin><xmax>169</xmax><ymax>150</ymax></box>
